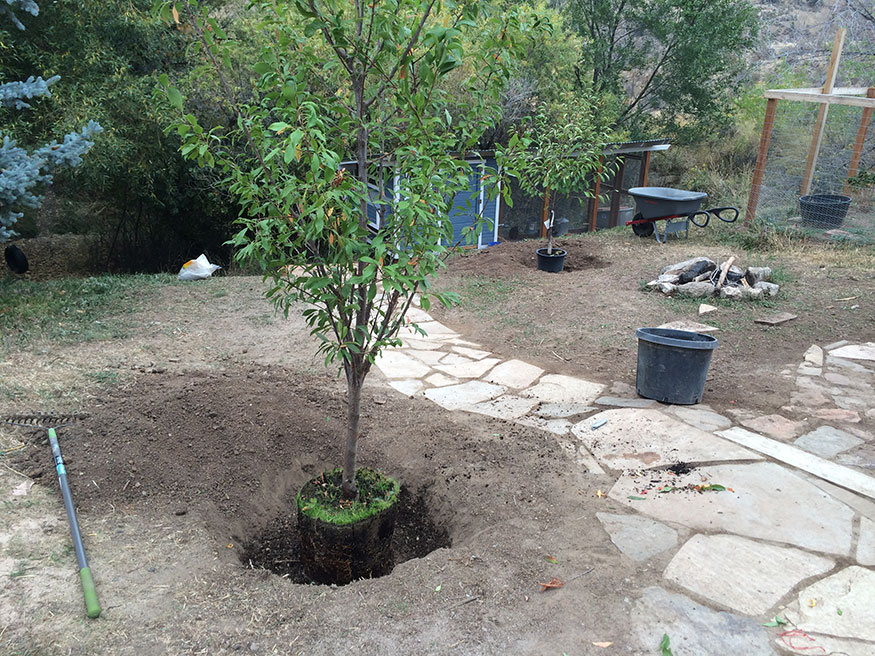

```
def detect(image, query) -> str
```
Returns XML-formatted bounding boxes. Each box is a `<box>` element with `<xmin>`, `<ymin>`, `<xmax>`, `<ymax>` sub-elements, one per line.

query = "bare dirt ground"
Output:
<box><xmin>1</xmin><ymin>230</ymin><xmax>873</xmax><ymax>655</ymax></box>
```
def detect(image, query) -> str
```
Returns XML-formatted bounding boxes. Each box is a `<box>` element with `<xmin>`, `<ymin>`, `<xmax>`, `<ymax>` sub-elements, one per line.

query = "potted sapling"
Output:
<box><xmin>156</xmin><ymin>0</ymin><xmax>536</xmax><ymax>584</ymax></box>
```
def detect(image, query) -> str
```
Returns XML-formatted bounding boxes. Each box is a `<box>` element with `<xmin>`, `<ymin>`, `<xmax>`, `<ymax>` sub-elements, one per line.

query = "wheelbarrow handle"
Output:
<box><xmin>709</xmin><ymin>206</ymin><xmax>739</xmax><ymax>223</ymax></box>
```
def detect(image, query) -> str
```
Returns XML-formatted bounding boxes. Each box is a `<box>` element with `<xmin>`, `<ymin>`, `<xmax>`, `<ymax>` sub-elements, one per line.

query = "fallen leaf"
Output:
<box><xmin>434</xmin><ymin>584</ymin><xmax>442</xmax><ymax>592</ymax></box>
<box><xmin>659</xmin><ymin>633</ymin><xmax>674</xmax><ymax>656</ymax></box>
<box><xmin>762</xmin><ymin>616</ymin><xmax>789</xmax><ymax>627</ymax></box>
<box><xmin>595</xmin><ymin>489</ymin><xmax>606</xmax><ymax>498</ymax></box>
<box><xmin>545</xmin><ymin>555</ymin><xmax>558</xmax><ymax>564</ymax></box>
<box><xmin>592</xmin><ymin>641</ymin><xmax>613</xmax><ymax>648</ymax></box>
<box><xmin>538</xmin><ymin>577</ymin><xmax>564</xmax><ymax>592</ymax></box>
<box><xmin>837</xmin><ymin>608</ymin><xmax>843</xmax><ymax>616</ymax></box>
<box><xmin>627</xmin><ymin>495</ymin><xmax>646</xmax><ymax>500</ymax></box>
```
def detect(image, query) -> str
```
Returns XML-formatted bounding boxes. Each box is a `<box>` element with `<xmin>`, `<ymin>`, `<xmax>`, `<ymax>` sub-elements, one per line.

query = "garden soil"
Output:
<box><xmin>1</xmin><ymin>232</ymin><xmax>873</xmax><ymax>655</ymax></box>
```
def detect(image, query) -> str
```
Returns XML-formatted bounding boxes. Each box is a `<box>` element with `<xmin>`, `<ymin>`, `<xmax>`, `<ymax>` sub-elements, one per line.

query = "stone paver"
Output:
<box><xmin>466</xmin><ymin>395</ymin><xmax>539</xmax><ymax>420</ymax></box>
<box><xmin>437</xmin><ymin>353</ymin><xmax>474</xmax><ymax>365</ymax></box>
<box><xmin>632</xmin><ymin>587</ymin><xmax>775</xmax><ymax>656</ymax></box>
<box><xmin>858</xmin><ymin>517</ymin><xmax>875</xmax><ymax>566</ymax></box>
<box><xmin>534</xmin><ymin>402</ymin><xmax>597</xmax><ymax>418</ymax></box>
<box><xmin>596</xmin><ymin>513</ymin><xmax>677</xmax><ymax>561</ymax></box>
<box><xmin>434</xmin><ymin>357</ymin><xmax>500</xmax><ymax>379</ymax></box>
<box><xmin>483</xmin><ymin>359</ymin><xmax>544</xmax><ymax>389</ymax></box>
<box><xmin>830</xmin><ymin>343</ymin><xmax>875</xmax><ymax>361</ymax></box>
<box><xmin>663</xmin><ymin>405</ymin><xmax>732</xmax><ymax>432</ymax></box>
<box><xmin>374</xmin><ymin>351</ymin><xmax>433</xmax><ymax>379</ymax></box>
<box><xmin>657</xmin><ymin>320</ymin><xmax>719</xmax><ymax>333</ymax></box>
<box><xmin>609</xmin><ymin>462</ymin><xmax>855</xmax><ymax>555</ymax></box>
<box><xmin>405</xmin><ymin>349</ymin><xmax>447</xmax><ymax>365</ymax></box>
<box><xmin>717</xmin><ymin>427</ymin><xmax>875</xmax><ymax>500</ymax></box>
<box><xmin>782</xmin><ymin>566</ymin><xmax>875</xmax><ymax>643</ymax></box>
<box><xmin>573</xmin><ymin>409</ymin><xmax>761</xmax><ymax>470</ymax></box>
<box><xmin>423</xmin><ymin>381</ymin><xmax>506</xmax><ymax>410</ymax></box>
<box><xmin>793</xmin><ymin>426</ymin><xmax>864</xmax><ymax>458</ymax></box>
<box><xmin>824</xmin><ymin>340</ymin><xmax>850</xmax><ymax>351</ymax></box>
<box><xmin>450</xmin><ymin>345</ymin><xmax>492</xmax><ymax>360</ymax></box>
<box><xmin>740</xmin><ymin>414</ymin><xmax>806</xmax><ymax>441</ymax></box>
<box><xmin>594</xmin><ymin>396</ymin><xmax>657</xmax><ymax>409</ymax></box>
<box><xmin>515</xmin><ymin>416</ymin><xmax>572</xmax><ymax>435</ymax></box>
<box><xmin>520</xmin><ymin>374</ymin><xmax>604</xmax><ymax>404</ymax></box>
<box><xmin>424</xmin><ymin>372</ymin><xmax>458</xmax><ymax>387</ymax></box>
<box><xmin>826</xmin><ymin>355</ymin><xmax>872</xmax><ymax>373</ymax></box>
<box><xmin>663</xmin><ymin>534</ymin><xmax>834</xmax><ymax>615</ymax></box>
<box><xmin>813</xmin><ymin>407</ymin><xmax>861</xmax><ymax>423</ymax></box>
<box><xmin>388</xmin><ymin>380</ymin><xmax>423</xmax><ymax>396</ymax></box>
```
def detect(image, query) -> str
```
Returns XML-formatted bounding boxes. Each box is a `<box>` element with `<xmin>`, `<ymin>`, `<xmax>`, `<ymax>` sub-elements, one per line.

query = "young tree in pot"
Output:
<box><xmin>514</xmin><ymin>94</ymin><xmax>613</xmax><ymax>271</ymax></box>
<box><xmin>155</xmin><ymin>0</ymin><xmax>537</xmax><ymax>583</ymax></box>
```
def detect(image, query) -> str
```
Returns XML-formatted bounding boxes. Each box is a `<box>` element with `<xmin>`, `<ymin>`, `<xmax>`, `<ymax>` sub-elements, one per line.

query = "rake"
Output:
<box><xmin>3</xmin><ymin>413</ymin><xmax>101</xmax><ymax>619</ymax></box>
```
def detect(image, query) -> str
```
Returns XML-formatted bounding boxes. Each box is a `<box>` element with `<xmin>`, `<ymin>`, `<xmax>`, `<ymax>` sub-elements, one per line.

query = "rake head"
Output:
<box><xmin>2</xmin><ymin>413</ymin><xmax>88</xmax><ymax>429</ymax></box>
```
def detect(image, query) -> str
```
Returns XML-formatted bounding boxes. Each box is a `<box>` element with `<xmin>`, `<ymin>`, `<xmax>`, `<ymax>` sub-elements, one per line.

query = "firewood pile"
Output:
<box><xmin>646</xmin><ymin>256</ymin><xmax>779</xmax><ymax>300</ymax></box>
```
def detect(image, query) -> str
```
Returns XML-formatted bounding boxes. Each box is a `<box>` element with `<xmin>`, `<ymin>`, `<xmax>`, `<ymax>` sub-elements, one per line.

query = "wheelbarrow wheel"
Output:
<box><xmin>631</xmin><ymin>215</ymin><xmax>654</xmax><ymax>237</ymax></box>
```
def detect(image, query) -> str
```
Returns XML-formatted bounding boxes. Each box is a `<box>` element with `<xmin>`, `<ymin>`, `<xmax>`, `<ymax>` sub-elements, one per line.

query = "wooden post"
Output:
<box><xmin>800</xmin><ymin>28</ymin><xmax>846</xmax><ymax>196</ymax></box>
<box><xmin>744</xmin><ymin>98</ymin><xmax>779</xmax><ymax>225</ymax></box>
<box><xmin>589</xmin><ymin>157</ymin><xmax>603</xmax><ymax>232</ymax></box>
<box><xmin>844</xmin><ymin>87</ymin><xmax>875</xmax><ymax>193</ymax></box>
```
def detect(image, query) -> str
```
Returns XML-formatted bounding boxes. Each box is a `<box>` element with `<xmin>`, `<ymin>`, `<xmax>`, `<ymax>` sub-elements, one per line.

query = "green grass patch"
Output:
<box><xmin>0</xmin><ymin>274</ymin><xmax>177</xmax><ymax>352</ymax></box>
<box><xmin>297</xmin><ymin>468</ymin><xmax>400</xmax><ymax>526</ymax></box>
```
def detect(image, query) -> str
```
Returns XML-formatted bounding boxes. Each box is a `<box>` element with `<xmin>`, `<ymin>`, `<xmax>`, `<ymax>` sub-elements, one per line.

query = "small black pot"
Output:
<box><xmin>536</xmin><ymin>247</ymin><xmax>566</xmax><ymax>273</ymax></box>
<box><xmin>800</xmin><ymin>194</ymin><xmax>851</xmax><ymax>229</ymax></box>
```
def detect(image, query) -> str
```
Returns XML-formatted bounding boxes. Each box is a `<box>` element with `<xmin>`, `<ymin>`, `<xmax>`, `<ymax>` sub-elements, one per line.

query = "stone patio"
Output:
<box><xmin>376</xmin><ymin>306</ymin><xmax>875</xmax><ymax>654</ymax></box>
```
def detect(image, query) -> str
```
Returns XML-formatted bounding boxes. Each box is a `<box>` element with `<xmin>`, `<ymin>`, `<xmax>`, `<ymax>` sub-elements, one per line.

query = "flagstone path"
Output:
<box><xmin>375</xmin><ymin>306</ymin><xmax>875</xmax><ymax>655</ymax></box>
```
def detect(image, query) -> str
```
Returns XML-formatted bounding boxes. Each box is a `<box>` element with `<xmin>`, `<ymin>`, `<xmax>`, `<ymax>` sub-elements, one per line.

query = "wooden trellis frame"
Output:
<box><xmin>744</xmin><ymin>29</ymin><xmax>875</xmax><ymax>225</ymax></box>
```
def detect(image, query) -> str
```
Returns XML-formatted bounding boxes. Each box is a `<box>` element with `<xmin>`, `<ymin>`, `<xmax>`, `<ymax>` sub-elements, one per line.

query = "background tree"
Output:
<box><xmin>156</xmin><ymin>0</ymin><xmax>539</xmax><ymax>496</ymax></box>
<box><xmin>514</xmin><ymin>93</ymin><xmax>614</xmax><ymax>252</ymax></box>
<box><xmin>564</xmin><ymin>0</ymin><xmax>759</xmax><ymax>139</ymax></box>
<box><xmin>0</xmin><ymin>0</ymin><xmax>101</xmax><ymax>243</ymax></box>
<box><xmin>0</xmin><ymin>0</ymin><xmax>255</xmax><ymax>269</ymax></box>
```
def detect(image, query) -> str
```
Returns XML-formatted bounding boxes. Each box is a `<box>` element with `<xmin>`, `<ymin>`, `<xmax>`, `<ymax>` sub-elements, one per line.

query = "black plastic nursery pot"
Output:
<box><xmin>297</xmin><ymin>470</ymin><xmax>399</xmax><ymax>585</ymax></box>
<box><xmin>635</xmin><ymin>328</ymin><xmax>718</xmax><ymax>405</ymax></box>
<box><xmin>799</xmin><ymin>194</ymin><xmax>851</xmax><ymax>229</ymax></box>
<box><xmin>536</xmin><ymin>247</ymin><xmax>566</xmax><ymax>273</ymax></box>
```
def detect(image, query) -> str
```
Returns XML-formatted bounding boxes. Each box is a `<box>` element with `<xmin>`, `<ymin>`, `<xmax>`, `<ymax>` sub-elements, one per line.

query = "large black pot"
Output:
<box><xmin>635</xmin><ymin>328</ymin><xmax>718</xmax><ymax>405</ymax></box>
<box><xmin>800</xmin><ymin>194</ymin><xmax>851</xmax><ymax>229</ymax></box>
<box><xmin>536</xmin><ymin>247</ymin><xmax>566</xmax><ymax>273</ymax></box>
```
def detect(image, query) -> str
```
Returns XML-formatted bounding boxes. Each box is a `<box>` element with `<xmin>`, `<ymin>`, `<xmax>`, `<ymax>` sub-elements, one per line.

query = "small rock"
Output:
<box><xmin>174</xmin><ymin>508</ymin><xmax>187</xmax><ymax>516</ymax></box>
<box><xmin>719</xmin><ymin>286</ymin><xmax>742</xmax><ymax>299</ymax></box>
<box><xmin>658</xmin><ymin>282</ymin><xmax>678</xmax><ymax>294</ymax></box>
<box><xmin>753</xmin><ymin>281</ymin><xmax>779</xmax><ymax>297</ymax></box>
<box><xmin>698</xmin><ymin>303</ymin><xmax>718</xmax><ymax>315</ymax></box>
<box><xmin>745</xmin><ymin>267</ymin><xmax>772</xmax><ymax>284</ymax></box>
<box><xmin>803</xmin><ymin>345</ymin><xmax>824</xmax><ymax>367</ymax></box>
<box><xmin>754</xmin><ymin>312</ymin><xmax>797</xmax><ymax>326</ymax></box>
<box><xmin>676</xmin><ymin>282</ymin><xmax>716</xmax><ymax>298</ymax></box>
<box><xmin>657</xmin><ymin>273</ymin><xmax>681</xmax><ymax>284</ymax></box>
<box><xmin>739</xmin><ymin>286</ymin><xmax>763</xmax><ymax>300</ymax></box>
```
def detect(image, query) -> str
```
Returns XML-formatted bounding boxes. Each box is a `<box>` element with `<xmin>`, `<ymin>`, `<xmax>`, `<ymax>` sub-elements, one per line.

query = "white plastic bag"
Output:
<box><xmin>178</xmin><ymin>254</ymin><xmax>221</xmax><ymax>281</ymax></box>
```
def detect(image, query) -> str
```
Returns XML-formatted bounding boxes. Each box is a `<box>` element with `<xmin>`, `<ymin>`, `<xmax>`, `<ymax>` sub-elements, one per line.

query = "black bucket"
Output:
<box><xmin>635</xmin><ymin>328</ymin><xmax>718</xmax><ymax>405</ymax></box>
<box><xmin>799</xmin><ymin>194</ymin><xmax>851</xmax><ymax>229</ymax></box>
<box><xmin>536</xmin><ymin>248</ymin><xmax>566</xmax><ymax>273</ymax></box>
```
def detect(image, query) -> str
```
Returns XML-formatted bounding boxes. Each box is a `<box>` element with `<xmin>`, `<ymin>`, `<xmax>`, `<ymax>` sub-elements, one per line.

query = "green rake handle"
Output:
<box><xmin>48</xmin><ymin>428</ymin><xmax>101</xmax><ymax>619</ymax></box>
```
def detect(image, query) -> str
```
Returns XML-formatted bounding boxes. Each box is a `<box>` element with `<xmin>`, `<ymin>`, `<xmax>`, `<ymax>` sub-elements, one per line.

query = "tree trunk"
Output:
<box><xmin>541</xmin><ymin>186</ymin><xmax>552</xmax><ymax>254</ymax></box>
<box><xmin>342</xmin><ymin>365</ymin><xmax>363</xmax><ymax>498</ymax></box>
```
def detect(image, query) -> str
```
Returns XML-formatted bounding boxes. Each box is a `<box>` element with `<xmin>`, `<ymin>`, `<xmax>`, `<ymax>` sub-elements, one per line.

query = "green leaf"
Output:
<box><xmin>434</xmin><ymin>584</ymin><xmax>442</xmax><ymax>592</ymax></box>
<box><xmin>627</xmin><ymin>496</ymin><xmax>646</xmax><ymax>501</ymax></box>
<box><xmin>761</xmin><ymin>616</ymin><xmax>789</xmax><ymax>627</ymax></box>
<box><xmin>659</xmin><ymin>633</ymin><xmax>674</xmax><ymax>656</ymax></box>
<box><xmin>167</xmin><ymin>86</ymin><xmax>183</xmax><ymax>111</ymax></box>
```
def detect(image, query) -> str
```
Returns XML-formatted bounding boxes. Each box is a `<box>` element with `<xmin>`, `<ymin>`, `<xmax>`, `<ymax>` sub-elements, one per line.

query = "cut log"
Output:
<box><xmin>716</xmin><ymin>256</ymin><xmax>736</xmax><ymax>290</ymax></box>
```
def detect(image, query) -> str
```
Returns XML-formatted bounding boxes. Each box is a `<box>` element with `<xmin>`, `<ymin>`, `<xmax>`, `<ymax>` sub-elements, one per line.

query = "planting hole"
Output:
<box><xmin>240</xmin><ymin>486</ymin><xmax>450</xmax><ymax>584</ymax></box>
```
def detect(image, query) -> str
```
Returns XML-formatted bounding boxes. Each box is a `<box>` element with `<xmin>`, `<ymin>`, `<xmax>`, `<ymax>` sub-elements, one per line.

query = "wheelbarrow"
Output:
<box><xmin>626</xmin><ymin>187</ymin><xmax>738</xmax><ymax>243</ymax></box>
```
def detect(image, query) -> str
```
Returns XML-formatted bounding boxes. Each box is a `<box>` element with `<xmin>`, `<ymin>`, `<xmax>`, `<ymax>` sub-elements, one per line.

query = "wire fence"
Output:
<box><xmin>752</xmin><ymin>98</ymin><xmax>874</xmax><ymax>244</ymax></box>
